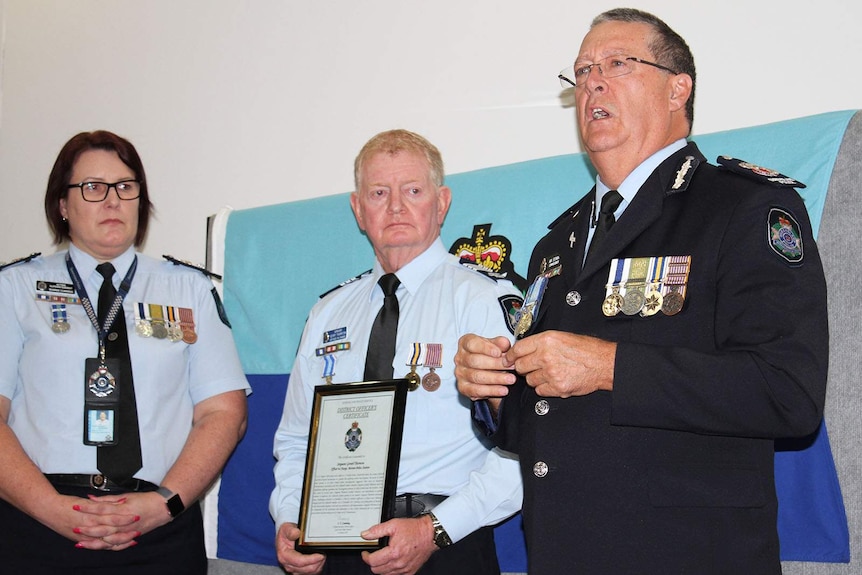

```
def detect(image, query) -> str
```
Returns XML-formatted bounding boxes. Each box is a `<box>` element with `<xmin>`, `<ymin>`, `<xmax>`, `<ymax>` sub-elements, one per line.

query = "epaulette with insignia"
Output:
<box><xmin>319</xmin><ymin>269</ymin><xmax>372</xmax><ymax>299</ymax></box>
<box><xmin>547</xmin><ymin>202</ymin><xmax>581</xmax><ymax>230</ymax></box>
<box><xmin>667</xmin><ymin>155</ymin><xmax>702</xmax><ymax>194</ymax></box>
<box><xmin>459</xmin><ymin>259</ymin><xmax>509</xmax><ymax>281</ymax></box>
<box><xmin>0</xmin><ymin>252</ymin><xmax>41</xmax><ymax>273</ymax></box>
<box><xmin>163</xmin><ymin>255</ymin><xmax>223</xmax><ymax>280</ymax></box>
<box><xmin>717</xmin><ymin>156</ymin><xmax>806</xmax><ymax>189</ymax></box>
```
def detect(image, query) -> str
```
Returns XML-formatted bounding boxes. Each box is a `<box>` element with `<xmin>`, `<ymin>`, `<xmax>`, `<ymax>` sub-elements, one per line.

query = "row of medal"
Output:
<box><xmin>317</xmin><ymin>341</ymin><xmax>444</xmax><ymax>392</ymax></box>
<box><xmin>602</xmin><ymin>255</ymin><xmax>691</xmax><ymax>317</ymax></box>
<box><xmin>133</xmin><ymin>303</ymin><xmax>198</xmax><ymax>343</ymax></box>
<box><xmin>39</xmin><ymin>291</ymin><xmax>198</xmax><ymax>343</ymax></box>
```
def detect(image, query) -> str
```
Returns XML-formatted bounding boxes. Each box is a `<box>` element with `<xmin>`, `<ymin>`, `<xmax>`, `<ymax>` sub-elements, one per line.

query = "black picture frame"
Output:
<box><xmin>296</xmin><ymin>379</ymin><xmax>408</xmax><ymax>552</ymax></box>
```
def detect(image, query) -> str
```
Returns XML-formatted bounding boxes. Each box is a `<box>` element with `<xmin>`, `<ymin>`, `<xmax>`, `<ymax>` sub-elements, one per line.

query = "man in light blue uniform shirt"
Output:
<box><xmin>270</xmin><ymin>129</ymin><xmax>523</xmax><ymax>575</ymax></box>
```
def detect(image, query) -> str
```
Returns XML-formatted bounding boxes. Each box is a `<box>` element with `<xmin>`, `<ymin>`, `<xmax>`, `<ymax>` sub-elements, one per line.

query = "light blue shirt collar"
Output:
<box><xmin>370</xmin><ymin>237</ymin><xmax>448</xmax><ymax>300</ymax></box>
<box><xmin>68</xmin><ymin>243</ymin><xmax>137</xmax><ymax>290</ymax></box>
<box><xmin>594</xmin><ymin>138</ymin><xmax>687</xmax><ymax>222</ymax></box>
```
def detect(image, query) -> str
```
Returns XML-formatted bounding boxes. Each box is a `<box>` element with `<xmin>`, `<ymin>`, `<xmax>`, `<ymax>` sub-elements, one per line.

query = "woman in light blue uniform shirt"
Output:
<box><xmin>0</xmin><ymin>131</ymin><xmax>250</xmax><ymax>574</ymax></box>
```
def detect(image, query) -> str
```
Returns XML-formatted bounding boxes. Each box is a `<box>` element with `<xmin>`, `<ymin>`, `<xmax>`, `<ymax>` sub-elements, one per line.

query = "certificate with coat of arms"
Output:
<box><xmin>297</xmin><ymin>379</ymin><xmax>408</xmax><ymax>551</ymax></box>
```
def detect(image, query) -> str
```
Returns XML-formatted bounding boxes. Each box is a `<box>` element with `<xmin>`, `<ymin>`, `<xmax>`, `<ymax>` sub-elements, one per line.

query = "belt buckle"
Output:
<box><xmin>90</xmin><ymin>474</ymin><xmax>109</xmax><ymax>491</ymax></box>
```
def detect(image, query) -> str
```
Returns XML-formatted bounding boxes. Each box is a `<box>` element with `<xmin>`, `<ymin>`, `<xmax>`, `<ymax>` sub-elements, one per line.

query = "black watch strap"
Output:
<box><xmin>156</xmin><ymin>486</ymin><xmax>185</xmax><ymax>518</ymax></box>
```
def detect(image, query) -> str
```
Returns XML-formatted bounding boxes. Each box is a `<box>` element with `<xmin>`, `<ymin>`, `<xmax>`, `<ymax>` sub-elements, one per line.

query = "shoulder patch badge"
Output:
<box><xmin>498</xmin><ymin>294</ymin><xmax>524</xmax><ymax>335</ymax></box>
<box><xmin>767</xmin><ymin>208</ymin><xmax>804</xmax><ymax>264</ymax></box>
<box><xmin>163</xmin><ymin>255</ymin><xmax>223</xmax><ymax>280</ymax></box>
<box><xmin>717</xmin><ymin>156</ymin><xmax>806</xmax><ymax>189</ymax></box>
<box><xmin>450</xmin><ymin>223</ymin><xmax>528</xmax><ymax>292</ymax></box>
<box><xmin>0</xmin><ymin>252</ymin><xmax>41</xmax><ymax>273</ymax></box>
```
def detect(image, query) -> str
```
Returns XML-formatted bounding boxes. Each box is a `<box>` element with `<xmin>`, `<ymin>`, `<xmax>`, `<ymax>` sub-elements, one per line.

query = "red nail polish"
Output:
<box><xmin>75</xmin><ymin>543</ymin><xmax>84</xmax><ymax>548</ymax></box>
<box><xmin>72</xmin><ymin>505</ymin><xmax>81</xmax><ymax>511</ymax></box>
<box><xmin>73</xmin><ymin>527</ymin><xmax>82</xmax><ymax>534</ymax></box>
<box><xmin>134</xmin><ymin>515</ymin><xmax>141</xmax><ymax>522</ymax></box>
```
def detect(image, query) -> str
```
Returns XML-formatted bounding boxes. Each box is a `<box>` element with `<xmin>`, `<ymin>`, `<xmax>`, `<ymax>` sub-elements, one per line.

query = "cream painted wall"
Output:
<box><xmin>1</xmin><ymin>0</ymin><xmax>860</xmax><ymax>264</ymax></box>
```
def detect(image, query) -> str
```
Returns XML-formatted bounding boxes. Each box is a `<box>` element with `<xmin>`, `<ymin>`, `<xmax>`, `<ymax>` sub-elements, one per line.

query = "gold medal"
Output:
<box><xmin>640</xmin><ymin>288</ymin><xmax>663</xmax><ymax>317</ymax></box>
<box><xmin>602</xmin><ymin>292</ymin><xmax>623</xmax><ymax>317</ymax></box>
<box><xmin>405</xmin><ymin>369</ymin><xmax>420</xmax><ymax>391</ymax></box>
<box><xmin>640</xmin><ymin>257</ymin><xmax>665</xmax><ymax>317</ymax></box>
<box><xmin>515</xmin><ymin>307</ymin><xmax>533</xmax><ymax>337</ymax></box>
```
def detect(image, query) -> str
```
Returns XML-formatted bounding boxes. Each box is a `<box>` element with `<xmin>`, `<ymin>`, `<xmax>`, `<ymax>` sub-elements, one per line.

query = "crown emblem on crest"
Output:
<box><xmin>449</xmin><ymin>223</ymin><xmax>528</xmax><ymax>292</ymax></box>
<box><xmin>453</xmin><ymin>225</ymin><xmax>509</xmax><ymax>273</ymax></box>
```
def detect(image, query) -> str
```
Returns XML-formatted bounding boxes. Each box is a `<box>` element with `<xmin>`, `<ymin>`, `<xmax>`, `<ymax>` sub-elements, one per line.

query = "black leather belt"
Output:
<box><xmin>394</xmin><ymin>493</ymin><xmax>447</xmax><ymax>518</ymax></box>
<box><xmin>45</xmin><ymin>474</ymin><xmax>158</xmax><ymax>493</ymax></box>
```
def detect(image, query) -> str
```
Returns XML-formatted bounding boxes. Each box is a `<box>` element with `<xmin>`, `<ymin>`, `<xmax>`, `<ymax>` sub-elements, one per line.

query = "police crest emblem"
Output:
<box><xmin>768</xmin><ymin>208</ymin><xmax>804</xmax><ymax>263</ymax></box>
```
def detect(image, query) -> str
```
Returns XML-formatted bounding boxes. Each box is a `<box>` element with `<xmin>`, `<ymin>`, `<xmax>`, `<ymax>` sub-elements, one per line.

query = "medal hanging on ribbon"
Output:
<box><xmin>166</xmin><ymin>305</ymin><xmax>183</xmax><ymax>342</ymax></box>
<box><xmin>621</xmin><ymin>257</ymin><xmax>649</xmax><ymax>316</ymax></box>
<box><xmin>661</xmin><ymin>255</ymin><xmax>691</xmax><ymax>316</ymax></box>
<box><xmin>640</xmin><ymin>256</ymin><xmax>665</xmax><ymax>317</ymax></box>
<box><xmin>602</xmin><ymin>258</ymin><xmax>625</xmax><ymax>317</ymax></box>
<box><xmin>404</xmin><ymin>343</ymin><xmax>422</xmax><ymax>391</ymax></box>
<box><xmin>322</xmin><ymin>354</ymin><xmax>336</xmax><ymax>384</ymax></box>
<box><xmin>421</xmin><ymin>343</ymin><xmax>443</xmax><ymax>392</ymax></box>
<box><xmin>178</xmin><ymin>307</ymin><xmax>198</xmax><ymax>344</ymax></box>
<box><xmin>135</xmin><ymin>302</ymin><xmax>153</xmax><ymax>337</ymax></box>
<box><xmin>51</xmin><ymin>303</ymin><xmax>70</xmax><ymax>333</ymax></box>
<box><xmin>149</xmin><ymin>303</ymin><xmax>168</xmax><ymax>339</ymax></box>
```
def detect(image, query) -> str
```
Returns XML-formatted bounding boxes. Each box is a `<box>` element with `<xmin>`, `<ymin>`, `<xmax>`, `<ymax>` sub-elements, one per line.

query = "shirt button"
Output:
<box><xmin>535</xmin><ymin>400</ymin><xmax>550</xmax><ymax>415</ymax></box>
<box><xmin>566</xmin><ymin>291</ymin><xmax>581</xmax><ymax>306</ymax></box>
<box><xmin>533</xmin><ymin>461</ymin><xmax>549</xmax><ymax>478</ymax></box>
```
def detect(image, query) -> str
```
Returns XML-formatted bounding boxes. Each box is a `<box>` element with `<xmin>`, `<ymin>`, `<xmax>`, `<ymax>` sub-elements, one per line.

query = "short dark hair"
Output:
<box><xmin>592</xmin><ymin>8</ymin><xmax>696</xmax><ymax>131</ymax></box>
<box><xmin>44</xmin><ymin>130</ymin><xmax>153</xmax><ymax>246</ymax></box>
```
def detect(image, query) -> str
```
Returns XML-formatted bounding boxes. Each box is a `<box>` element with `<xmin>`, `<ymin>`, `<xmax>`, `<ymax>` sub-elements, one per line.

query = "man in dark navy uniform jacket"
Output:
<box><xmin>454</xmin><ymin>8</ymin><xmax>828</xmax><ymax>575</ymax></box>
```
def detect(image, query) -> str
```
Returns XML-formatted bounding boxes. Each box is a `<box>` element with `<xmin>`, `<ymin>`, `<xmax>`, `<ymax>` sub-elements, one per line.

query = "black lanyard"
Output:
<box><xmin>65</xmin><ymin>252</ymin><xmax>138</xmax><ymax>362</ymax></box>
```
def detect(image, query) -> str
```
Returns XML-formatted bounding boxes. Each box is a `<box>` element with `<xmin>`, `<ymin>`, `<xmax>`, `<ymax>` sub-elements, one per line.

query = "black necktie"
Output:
<box><xmin>364</xmin><ymin>273</ymin><xmax>401</xmax><ymax>381</ymax></box>
<box><xmin>95</xmin><ymin>263</ymin><xmax>142</xmax><ymax>483</ymax></box>
<box><xmin>586</xmin><ymin>189</ymin><xmax>623</xmax><ymax>263</ymax></box>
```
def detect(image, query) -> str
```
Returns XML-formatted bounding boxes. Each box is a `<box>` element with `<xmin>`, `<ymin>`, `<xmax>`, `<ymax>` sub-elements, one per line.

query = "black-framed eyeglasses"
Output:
<box><xmin>67</xmin><ymin>180</ymin><xmax>141</xmax><ymax>202</ymax></box>
<box><xmin>559</xmin><ymin>55</ymin><xmax>679</xmax><ymax>88</ymax></box>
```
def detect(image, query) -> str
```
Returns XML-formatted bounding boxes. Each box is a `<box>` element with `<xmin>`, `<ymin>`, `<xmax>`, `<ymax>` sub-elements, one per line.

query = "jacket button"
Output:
<box><xmin>566</xmin><ymin>290</ymin><xmax>581</xmax><ymax>306</ymax></box>
<box><xmin>534</xmin><ymin>400</ymin><xmax>550</xmax><ymax>415</ymax></box>
<box><xmin>533</xmin><ymin>461</ymin><xmax>549</xmax><ymax>478</ymax></box>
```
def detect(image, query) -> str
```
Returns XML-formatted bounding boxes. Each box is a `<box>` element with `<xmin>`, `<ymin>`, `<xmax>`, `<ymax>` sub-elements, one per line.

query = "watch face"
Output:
<box><xmin>166</xmin><ymin>493</ymin><xmax>185</xmax><ymax>517</ymax></box>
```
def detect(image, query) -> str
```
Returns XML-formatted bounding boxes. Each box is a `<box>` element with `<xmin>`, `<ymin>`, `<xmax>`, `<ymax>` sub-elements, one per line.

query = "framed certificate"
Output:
<box><xmin>296</xmin><ymin>379</ymin><xmax>408</xmax><ymax>552</ymax></box>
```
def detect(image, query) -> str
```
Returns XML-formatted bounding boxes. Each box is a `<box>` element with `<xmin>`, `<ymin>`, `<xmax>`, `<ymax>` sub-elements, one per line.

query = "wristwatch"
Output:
<box><xmin>425</xmin><ymin>511</ymin><xmax>453</xmax><ymax>548</ymax></box>
<box><xmin>156</xmin><ymin>486</ymin><xmax>185</xmax><ymax>519</ymax></box>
